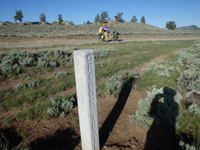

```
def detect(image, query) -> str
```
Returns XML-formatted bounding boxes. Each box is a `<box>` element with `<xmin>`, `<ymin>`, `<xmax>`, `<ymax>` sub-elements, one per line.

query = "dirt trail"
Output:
<box><xmin>97</xmin><ymin>50</ymin><xmax>177</xmax><ymax>150</ymax></box>
<box><xmin>0</xmin><ymin>35</ymin><xmax>199</xmax><ymax>49</ymax></box>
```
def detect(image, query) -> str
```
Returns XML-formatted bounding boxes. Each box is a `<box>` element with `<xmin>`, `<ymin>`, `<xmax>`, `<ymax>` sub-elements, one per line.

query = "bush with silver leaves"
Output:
<box><xmin>47</xmin><ymin>96</ymin><xmax>75</xmax><ymax>117</ymax></box>
<box><xmin>15</xmin><ymin>79</ymin><xmax>42</xmax><ymax>90</ymax></box>
<box><xmin>53</xmin><ymin>71</ymin><xmax>70</xmax><ymax>78</ymax></box>
<box><xmin>105</xmin><ymin>72</ymin><xmax>139</xmax><ymax>96</ymax></box>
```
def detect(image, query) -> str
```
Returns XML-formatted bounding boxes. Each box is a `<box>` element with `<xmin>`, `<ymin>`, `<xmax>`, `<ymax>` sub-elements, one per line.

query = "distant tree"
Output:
<box><xmin>86</xmin><ymin>21</ymin><xmax>92</xmax><ymax>24</ymax></box>
<box><xmin>166</xmin><ymin>21</ymin><xmax>176</xmax><ymax>30</ymax></box>
<box><xmin>94</xmin><ymin>14</ymin><xmax>101</xmax><ymax>22</ymax></box>
<box><xmin>94</xmin><ymin>11</ymin><xmax>109</xmax><ymax>23</ymax></box>
<box><xmin>83</xmin><ymin>21</ymin><xmax>92</xmax><ymax>25</ymax></box>
<box><xmin>40</xmin><ymin>13</ymin><xmax>46</xmax><ymax>22</ymax></box>
<box><xmin>100</xmin><ymin>11</ymin><xmax>109</xmax><ymax>22</ymax></box>
<box><xmin>130</xmin><ymin>16</ymin><xmax>137</xmax><ymax>23</ymax></box>
<box><xmin>14</xmin><ymin>10</ymin><xmax>23</xmax><ymax>23</ymax></box>
<box><xmin>58</xmin><ymin>14</ymin><xmax>63</xmax><ymax>24</ymax></box>
<box><xmin>68</xmin><ymin>20</ymin><xmax>74</xmax><ymax>25</ymax></box>
<box><xmin>114</xmin><ymin>12</ymin><xmax>124</xmax><ymax>22</ymax></box>
<box><xmin>141</xmin><ymin>16</ymin><xmax>146</xmax><ymax>24</ymax></box>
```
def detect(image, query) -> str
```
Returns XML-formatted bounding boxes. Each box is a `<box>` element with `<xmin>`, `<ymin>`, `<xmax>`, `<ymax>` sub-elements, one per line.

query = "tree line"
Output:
<box><xmin>94</xmin><ymin>11</ymin><xmax>145</xmax><ymax>24</ymax></box>
<box><xmin>14</xmin><ymin>10</ymin><xmax>65</xmax><ymax>24</ymax></box>
<box><xmin>94</xmin><ymin>11</ymin><xmax>175</xmax><ymax>30</ymax></box>
<box><xmin>13</xmin><ymin>10</ymin><xmax>176</xmax><ymax>30</ymax></box>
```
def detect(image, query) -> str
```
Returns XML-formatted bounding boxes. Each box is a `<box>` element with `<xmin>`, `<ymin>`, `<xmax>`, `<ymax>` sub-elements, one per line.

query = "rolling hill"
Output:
<box><xmin>0</xmin><ymin>22</ymin><xmax>200</xmax><ymax>37</ymax></box>
<box><xmin>177</xmin><ymin>25</ymin><xmax>200</xmax><ymax>30</ymax></box>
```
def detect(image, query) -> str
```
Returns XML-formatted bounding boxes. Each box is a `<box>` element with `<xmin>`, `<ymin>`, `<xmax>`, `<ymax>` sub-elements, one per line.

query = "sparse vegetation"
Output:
<box><xmin>1</xmin><ymin>22</ymin><xmax>199</xmax><ymax>37</ymax></box>
<box><xmin>0</xmin><ymin>39</ymin><xmax>196</xmax><ymax>149</ymax></box>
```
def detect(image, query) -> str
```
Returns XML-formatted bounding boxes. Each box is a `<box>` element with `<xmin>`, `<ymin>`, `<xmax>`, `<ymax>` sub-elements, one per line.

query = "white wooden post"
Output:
<box><xmin>73</xmin><ymin>50</ymin><xmax>100</xmax><ymax>150</ymax></box>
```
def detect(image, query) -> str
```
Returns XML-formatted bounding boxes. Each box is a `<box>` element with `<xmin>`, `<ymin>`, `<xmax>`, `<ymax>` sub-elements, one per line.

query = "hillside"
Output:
<box><xmin>177</xmin><ymin>25</ymin><xmax>200</xmax><ymax>30</ymax></box>
<box><xmin>1</xmin><ymin>22</ymin><xmax>200</xmax><ymax>37</ymax></box>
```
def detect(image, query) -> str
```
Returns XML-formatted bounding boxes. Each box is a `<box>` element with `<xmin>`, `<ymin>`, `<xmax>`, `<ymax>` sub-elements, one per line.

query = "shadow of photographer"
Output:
<box><xmin>144</xmin><ymin>87</ymin><xmax>180</xmax><ymax>150</ymax></box>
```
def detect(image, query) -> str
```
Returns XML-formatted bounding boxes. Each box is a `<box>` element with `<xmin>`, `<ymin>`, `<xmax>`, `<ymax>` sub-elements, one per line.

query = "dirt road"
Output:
<box><xmin>0</xmin><ymin>34</ymin><xmax>200</xmax><ymax>49</ymax></box>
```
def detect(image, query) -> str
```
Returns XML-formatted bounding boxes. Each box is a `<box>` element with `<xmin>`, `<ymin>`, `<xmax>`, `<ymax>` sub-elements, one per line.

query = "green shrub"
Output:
<box><xmin>178</xmin><ymin>69</ymin><xmax>200</xmax><ymax>91</ymax></box>
<box><xmin>37</xmin><ymin>58</ymin><xmax>60</xmax><ymax>68</ymax></box>
<box><xmin>94</xmin><ymin>48</ymin><xmax>117</xmax><ymax>59</ymax></box>
<box><xmin>0</xmin><ymin>50</ymin><xmax>72</xmax><ymax>79</ymax></box>
<box><xmin>47</xmin><ymin>96</ymin><xmax>75</xmax><ymax>117</ymax></box>
<box><xmin>142</xmin><ymin>60</ymin><xmax>180</xmax><ymax>77</ymax></box>
<box><xmin>53</xmin><ymin>71</ymin><xmax>70</xmax><ymax>78</ymax></box>
<box><xmin>106</xmin><ymin>76</ymin><xmax>122</xmax><ymax>95</ymax></box>
<box><xmin>177</xmin><ymin>42</ymin><xmax>200</xmax><ymax>91</ymax></box>
<box><xmin>105</xmin><ymin>72</ymin><xmax>139</xmax><ymax>96</ymax></box>
<box><xmin>15</xmin><ymin>79</ymin><xmax>42</xmax><ymax>90</ymax></box>
<box><xmin>188</xmin><ymin>104</ymin><xmax>200</xmax><ymax>116</ymax></box>
<box><xmin>179</xmin><ymin>140</ymin><xmax>199</xmax><ymax>150</ymax></box>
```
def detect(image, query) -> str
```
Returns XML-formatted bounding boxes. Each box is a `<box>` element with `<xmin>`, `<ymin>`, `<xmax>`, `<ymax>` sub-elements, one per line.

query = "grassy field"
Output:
<box><xmin>1</xmin><ymin>39</ymin><xmax>200</xmax><ymax>149</ymax></box>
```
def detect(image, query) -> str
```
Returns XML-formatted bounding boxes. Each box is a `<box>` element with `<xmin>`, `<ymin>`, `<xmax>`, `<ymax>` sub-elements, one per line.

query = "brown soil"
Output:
<box><xmin>98</xmin><ymin>90</ymin><xmax>147</xmax><ymax>150</ymax></box>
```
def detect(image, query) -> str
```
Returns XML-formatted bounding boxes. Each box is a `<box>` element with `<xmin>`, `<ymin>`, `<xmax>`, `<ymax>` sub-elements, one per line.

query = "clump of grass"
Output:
<box><xmin>1</xmin><ymin>76</ymin><xmax>74</xmax><ymax>110</ymax></box>
<box><xmin>137</xmin><ymin>71</ymin><xmax>180</xmax><ymax>89</ymax></box>
<box><xmin>16</xmin><ymin>101</ymin><xmax>51</xmax><ymax>120</ymax></box>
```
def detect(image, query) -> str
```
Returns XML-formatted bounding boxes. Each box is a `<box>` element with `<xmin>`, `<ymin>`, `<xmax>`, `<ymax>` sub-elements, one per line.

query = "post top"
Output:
<box><xmin>73</xmin><ymin>49</ymin><xmax>94</xmax><ymax>56</ymax></box>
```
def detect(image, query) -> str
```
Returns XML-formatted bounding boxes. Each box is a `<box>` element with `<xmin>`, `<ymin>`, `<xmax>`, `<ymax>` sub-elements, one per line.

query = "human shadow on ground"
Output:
<box><xmin>0</xmin><ymin>127</ymin><xmax>22</xmax><ymax>149</ymax></box>
<box><xmin>99</xmin><ymin>77</ymin><xmax>135</xmax><ymax>148</ymax></box>
<box><xmin>144</xmin><ymin>87</ymin><xmax>180</xmax><ymax>150</ymax></box>
<box><xmin>29</xmin><ymin>128</ymin><xmax>80</xmax><ymax>150</ymax></box>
